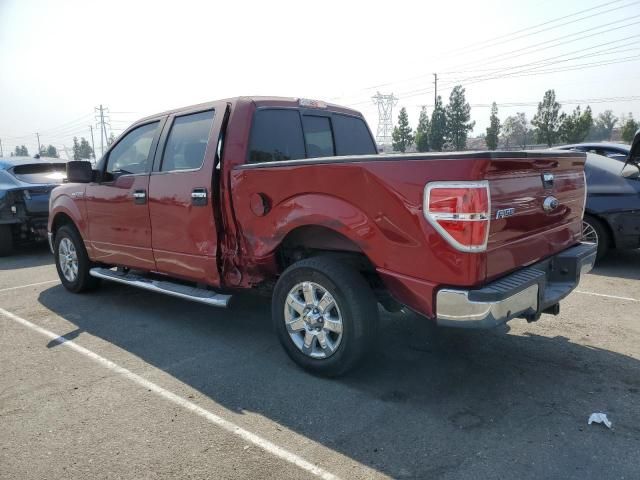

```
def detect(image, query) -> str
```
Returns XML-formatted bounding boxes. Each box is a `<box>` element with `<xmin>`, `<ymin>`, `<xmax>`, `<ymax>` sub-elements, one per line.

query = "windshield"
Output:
<box><xmin>11</xmin><ymin>163</ymin><xmax>67</xmax><ymax>184</ymax></box>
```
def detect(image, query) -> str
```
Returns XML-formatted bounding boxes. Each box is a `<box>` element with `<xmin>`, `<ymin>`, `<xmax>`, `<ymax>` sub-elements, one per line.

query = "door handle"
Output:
<box><xmin>191</xmin><ymin>188</ymin><xmax>208</xmax><ymax>206</ymax></box>
<box><xmin>132</xmin><ymin>190</ymin><xmax>147</xmax><ymax>205</ymax></box>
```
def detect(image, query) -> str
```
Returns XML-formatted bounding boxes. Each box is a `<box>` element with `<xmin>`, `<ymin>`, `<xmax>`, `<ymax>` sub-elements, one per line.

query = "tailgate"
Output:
<box><xmin>486</xmin><ymin>152</ymin><xmax>586</xmax><ymax>281</ymax></box>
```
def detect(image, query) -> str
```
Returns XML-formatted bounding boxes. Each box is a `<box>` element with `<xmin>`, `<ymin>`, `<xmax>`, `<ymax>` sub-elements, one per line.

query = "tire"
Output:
<box><xmin>54</xmin><ymin>225</ymin><xmax>100</xmax><ymax>293</ymax></box>
<box><xmin>272</xmin><ymin>256</ymin><xmax>379</xmax><ymax>377</ymax></box>
<box><xmin>582</xmin><ymin>215</ymin><xmax>610</xmax><ymax>261</ymax></box>
<box><xmin>0</xmin><ymin>225</ymin><xmax>13</xmax><ymax>256</ymax></box>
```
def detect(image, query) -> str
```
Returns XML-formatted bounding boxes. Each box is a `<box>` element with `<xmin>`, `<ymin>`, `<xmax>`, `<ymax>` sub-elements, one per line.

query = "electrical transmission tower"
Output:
<box><xmin>94</xmin><ymin>105</ymin><xmax>112</xmax><ymax>157</ymax></box>
<box><xmin>371</xmin><ymin>92</ymin><xmax>398</xmax><ymax>145</ymax></box>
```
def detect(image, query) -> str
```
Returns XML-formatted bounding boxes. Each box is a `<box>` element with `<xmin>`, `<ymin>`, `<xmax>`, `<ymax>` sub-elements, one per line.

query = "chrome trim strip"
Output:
<box><xmin>89</xmin><ymin>268</ymin><xmax>231</xmax><ymax>307</ymax></box>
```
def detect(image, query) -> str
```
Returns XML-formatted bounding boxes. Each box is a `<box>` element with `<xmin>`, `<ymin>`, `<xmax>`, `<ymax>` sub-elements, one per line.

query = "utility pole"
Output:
<box><xmin>371</xmin><ymin>91</ymin><xmax>398</xmax><ymax>146</ymax></box>
<box><xmin>433</xmin><ymin>73</ymin><xmax>438</xmax><ymax>105</ymax></box>
<box><xmin>0</xmin><ymin>138</ymin><xmax>3</xmax><ymax>157</ymax></box>
<box><xmin>89</xmin><ymin>125</ymin><xmax>96</xmax><ymax>160</ymax></box>
<box><xmin>36</xmin><ymin>132</ymin><xmax>41</xmax><ymax>155</ymax></box>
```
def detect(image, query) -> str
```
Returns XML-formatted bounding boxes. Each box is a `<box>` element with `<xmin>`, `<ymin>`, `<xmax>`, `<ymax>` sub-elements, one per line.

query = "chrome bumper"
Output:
<box><xmin>47</xmin><ymin>232</ymin><xmax>54</xmax><ymax>254</ymax></box>
<box><xmin>436</xmin><ymin>242</ymin><xmax>597</xmax><ymax>329</ymax></box>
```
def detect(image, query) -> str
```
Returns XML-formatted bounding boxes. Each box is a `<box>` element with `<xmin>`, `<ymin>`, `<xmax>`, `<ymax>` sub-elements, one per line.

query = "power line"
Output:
<box><xmin>333</xmin><ymin>0</ymin><xmax>640</xmax><ymax>99</ymax></box>
<box><xmin>359</xmin><ymin>34</ymin><xmax>640</xmax><ymax>105</ymax></box>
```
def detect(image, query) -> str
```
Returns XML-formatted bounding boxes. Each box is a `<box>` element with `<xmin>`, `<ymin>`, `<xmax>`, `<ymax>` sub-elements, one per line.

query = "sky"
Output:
<box><xmin>0</xmin><ymin>0</ymin><xmax>639</xmax><ymax>157</ymax></box>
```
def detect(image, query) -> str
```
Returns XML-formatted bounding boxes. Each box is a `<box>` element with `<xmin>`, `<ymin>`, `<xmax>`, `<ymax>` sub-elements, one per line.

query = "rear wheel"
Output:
<box><xmin>0</xmin><ymin>225</ymin><xmax>13</xmax><ymax>256</ymax></box>
<box><xmin>54</xmin><ymin>225</ymin><xmax>100</xmax><ymax>293</ymax></box>
<box><xmin>582</xmin><ymin>215</ymin><xmax>610</xmax><ymax>261</ymax></box>
<box><xmin>272</xmin><ymin>257</ymin><xmax>378</xmax><ymax>377</ymax></box>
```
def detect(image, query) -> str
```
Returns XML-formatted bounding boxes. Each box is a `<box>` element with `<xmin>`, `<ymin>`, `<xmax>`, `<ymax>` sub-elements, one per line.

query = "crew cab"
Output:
<box><xmin>49</xmin><ymin>96</ymin><xmax>596</xmax><ymax>376</ymax></box>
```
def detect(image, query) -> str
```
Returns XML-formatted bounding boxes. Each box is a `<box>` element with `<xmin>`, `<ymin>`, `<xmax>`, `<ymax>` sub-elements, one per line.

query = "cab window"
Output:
<box><xmin>248</xmin><ymin>109</ymin><xmax>306</xmax><ymax>163</ymax></box>
<box><xmin>161</xmin><ymin>110</ymin><xmax>215</xmax><ymax>171</ymax></box>
<box><xmin>105</xmin><ymin>122</ymin><xmax>159</xmax><ymax>177</ymax></box>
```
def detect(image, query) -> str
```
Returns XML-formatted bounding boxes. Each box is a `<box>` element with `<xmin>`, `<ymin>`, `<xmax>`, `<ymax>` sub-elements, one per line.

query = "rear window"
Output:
<box><xmin>248</xmin><ymin>109</ymin><xmax>306</xmax><ymax>163</ymax></box>
<box><xmin>248</xmin><ymin>108</ymin><xmax>376</xmax><ymax>164</ymax></box>
<box><xmin>11</xmin><ymin>163</ymin><xmax>67</xmax><ymax>184</ymax></box>
<box><xmin>333</xmin><ymin>114</ymin><xmax>376</xmax><ymax>155</ymax></box>
<box><xmin>302</xmin><ymin>116</ymin><xmax>334</xmax><ymax>158</ymax></box>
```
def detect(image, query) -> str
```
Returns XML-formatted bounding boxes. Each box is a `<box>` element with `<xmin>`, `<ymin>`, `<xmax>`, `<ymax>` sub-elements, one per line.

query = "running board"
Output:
<box><xmin>89</xmin><ymin>268</ymin><xmax>231</xmax><ymax>307</ymax></box>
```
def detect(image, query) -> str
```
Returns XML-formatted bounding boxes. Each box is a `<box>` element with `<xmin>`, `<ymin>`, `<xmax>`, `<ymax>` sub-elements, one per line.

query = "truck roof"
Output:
<box><xmin>136</xmin><ymin>96</ymin><xmax>363</xmax><ymax>124</ymax></box>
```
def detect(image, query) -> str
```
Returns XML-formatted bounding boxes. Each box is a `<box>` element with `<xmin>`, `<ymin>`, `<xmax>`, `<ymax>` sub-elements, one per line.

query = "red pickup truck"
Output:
<box><xmin>49</xmin><ymin>96</ymin><xmax>596</xmax><ymax>375</ymax></box>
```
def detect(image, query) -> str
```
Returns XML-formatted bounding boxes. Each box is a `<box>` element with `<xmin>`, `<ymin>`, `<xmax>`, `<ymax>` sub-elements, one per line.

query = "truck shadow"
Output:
<box><xmin>38</xmin><ymin>284</ymin><xmax>640</xmax><ymax>479</ymax></box>
<box><xmin>0</xmin><ymin>244</ymin><xmax>53</xmax><ymax>270</ymax></box>
<box><xmin>590</xmin><ymin>249</ymin><xmax>640</xmax><ymax>280</ymax></box>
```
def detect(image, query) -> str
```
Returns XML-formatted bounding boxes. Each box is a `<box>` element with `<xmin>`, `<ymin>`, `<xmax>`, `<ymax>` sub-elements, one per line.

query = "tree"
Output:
<box><xmin>39</xmin><ymin>145</ymin><xmax>59</xmax><ymax>158</ymax></box>
<box><xmin>429</xmin><ymin>96</ymin><xmax>447</xmax><ymax>151</ymax></box>
<box><xmin>560</xmin><ymin>105</ymin><xmax>593</xmax><ymax>143</ymax></box>
<box><xmin>391</xmin><ymin>107</ymin><xmax>414</xmax><ymax>153</ymax></box>
<box><xmin>107</xmin><ymin>132</ymin><xmax>116</xmax><ymax>146</ymax></box>
<box><xmin>72</xmin><ymin>137</ymin><xmax>81</xmax><ymax>160</ymax></box>
<box><xmin>621</xmin><ymin>113</ymin><xmax>639</xmax><ymax>143</ymax></box>
<box><xmin>590</xmin><ymin>110</ymin><xmax>618</xmax><ymax>141</ymax></box>
<box><xmin>415</xmin><ymin>107</ymin><xmax>430</xmax><ymax>152</ymax></box>
<box><xmin>14</xmin><ymin>145</ymin><xmax>29</xmax><ymax>156</ymax></box>
<box><xmin>501</xmin><ymin>112</ymin><xmax>531</xmax><ymax>149</ymax></box>
<box><xmin>485</xmin><ymin>102</ymin><xmax>501</xmax><ymax>150</ymax></box>
<box><xmin>446</xmin><ymin>85</ymin><xmax>475</xmax><ymax>150</ymax></box>
<box><xmin>78</xmin><ymin>137</ymin><xmax>93</xmax><ymax>159</ymax></box>
<box><xmin>532</xmin><ymin>89</ymin><xmax>562</xmax><ymax>146</ymax></box>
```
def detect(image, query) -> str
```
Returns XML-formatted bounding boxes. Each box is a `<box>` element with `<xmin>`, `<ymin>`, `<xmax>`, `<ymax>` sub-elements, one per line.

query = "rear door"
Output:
<box><xmin>147</xmin><ymin>108</ymin><xmax>220</xmax><ymax>284</ymax></box>
<box><xmin>85</xmin><ymin>120</ymin><xmax>162</xmax><ymax>270</ymax></box>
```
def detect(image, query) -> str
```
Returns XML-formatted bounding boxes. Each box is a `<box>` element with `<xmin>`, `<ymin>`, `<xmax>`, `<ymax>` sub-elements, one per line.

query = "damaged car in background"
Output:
<box><xmin>0</xmin><ymin>156</ymin><xmax>67</xmax><ymax>255</ymax></box>
<box><xmin>582</xmin><ymin>130</ymin><xmax>640</xmax><ymax>260</ymax></box>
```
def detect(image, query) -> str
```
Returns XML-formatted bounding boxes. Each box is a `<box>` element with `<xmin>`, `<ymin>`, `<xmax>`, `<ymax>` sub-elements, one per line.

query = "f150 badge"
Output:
<box><xmin>495</xmin><ymin>208</ymin><xmax>515</xmax><ymax>219</ymax></box>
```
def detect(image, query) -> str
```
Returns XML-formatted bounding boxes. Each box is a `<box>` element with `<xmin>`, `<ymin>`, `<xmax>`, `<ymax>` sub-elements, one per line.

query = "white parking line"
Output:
<box><xmin>575</xmin><ymin>290</ymin><xmax>640</xmax><ymax>303</ymax></box>
<box><xmin>0</xmin><ymin>279</ymin><xmax>60</xmax><ymax>293</ymax></box>
<box><xmin>0</xmin><ymin>306</ymin><xmax>340</xmax><ymax>480</ymax></box>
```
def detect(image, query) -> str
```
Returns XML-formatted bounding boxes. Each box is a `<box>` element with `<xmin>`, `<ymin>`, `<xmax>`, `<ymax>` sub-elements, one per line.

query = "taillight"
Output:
<box><xmin>423</xmin><ymin>181</ymin><xmax>491</xmax><ymax>252</ymax></box>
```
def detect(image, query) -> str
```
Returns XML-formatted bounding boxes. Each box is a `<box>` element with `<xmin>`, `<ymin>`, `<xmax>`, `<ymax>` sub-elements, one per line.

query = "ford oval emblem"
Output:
<box><xmin>543</xmin><ymin>196</ymin><xmax>559</xmax><ymax>212</ymax></box>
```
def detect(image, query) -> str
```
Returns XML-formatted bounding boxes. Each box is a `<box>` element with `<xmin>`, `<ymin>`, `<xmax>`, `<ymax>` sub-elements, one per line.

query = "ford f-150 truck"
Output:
<box><xmin>49</xmin><ymin>96</ymin><xmax>596</xmax><ymax>376</ymax></box>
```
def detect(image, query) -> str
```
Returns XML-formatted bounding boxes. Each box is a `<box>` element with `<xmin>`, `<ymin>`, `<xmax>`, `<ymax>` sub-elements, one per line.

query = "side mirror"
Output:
<box><xmin>66</xmin><ymin>161</ymin><xmax>94</xmax><ymax>183</ymax></box>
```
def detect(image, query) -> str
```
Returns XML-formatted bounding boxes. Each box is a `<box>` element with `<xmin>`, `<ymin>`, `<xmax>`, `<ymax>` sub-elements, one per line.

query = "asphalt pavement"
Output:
<box><xmin>1</xmin><ymin>245</ymin><xmax>639</xmax><ymax>479</ymax></box>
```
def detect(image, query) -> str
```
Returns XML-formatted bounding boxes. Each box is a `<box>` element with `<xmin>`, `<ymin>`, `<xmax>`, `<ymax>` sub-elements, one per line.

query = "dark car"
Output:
<box><xmin>0</xmin><ymin>156</ymin><xmax>68</xmax><ymax>255</ymax></box>
<box><xmin>582</xmin><ymin>135</ymin><xmax>640</xmax><ymax>259</ymax></box>
<box><xmin>557</xmin><ymin>142</ymin><xmax>630</xmax><ymax>162</ymax></box>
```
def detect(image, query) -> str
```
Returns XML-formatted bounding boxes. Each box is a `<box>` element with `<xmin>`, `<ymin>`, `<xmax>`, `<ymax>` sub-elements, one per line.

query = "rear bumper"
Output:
<box><xmin>435</xmin><ymin>242</ymin><xmax>597</xmax><ymax>328</ymax></box>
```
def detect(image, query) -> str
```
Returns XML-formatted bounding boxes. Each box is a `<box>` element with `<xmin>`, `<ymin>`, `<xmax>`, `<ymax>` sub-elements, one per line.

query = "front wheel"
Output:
<box><xmin>272</xmin><ymin>257</ymin><xmax>379</xmax><ymax>377</ymax></box>
<box><xmin>54</xmin><ymin>225</ymin><xmax>100</xmax><ymax>293</ymax></box>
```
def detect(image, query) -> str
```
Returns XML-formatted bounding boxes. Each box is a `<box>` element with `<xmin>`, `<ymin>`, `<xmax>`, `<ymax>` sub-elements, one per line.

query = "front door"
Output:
<box><xmin>148</xmin><ymin>109</ymin><xmax>220</xmax><ymax>284</ymax></box>
<box><xmin>85</xmin><ymin>120</ymin><xmax>162</xmax><ymax>270</ymax></box>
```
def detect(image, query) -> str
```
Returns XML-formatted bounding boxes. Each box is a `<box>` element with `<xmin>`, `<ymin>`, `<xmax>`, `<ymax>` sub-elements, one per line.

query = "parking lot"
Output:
<box><xmin>1</xmin><ymin>247</ymin><xmax>639</xmax><ymax>480</ymax></box>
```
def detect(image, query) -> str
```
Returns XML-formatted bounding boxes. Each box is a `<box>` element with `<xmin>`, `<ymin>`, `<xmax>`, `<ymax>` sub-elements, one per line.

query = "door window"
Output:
<box><xmin>161</xmin><ymin>110</ymin><xmax>215</xmax><ymax>171</ymax></box>
<box><xmin>106</xmin><ymin>122</ymin><xmax>159</xmax><ymax>177</ymax></box>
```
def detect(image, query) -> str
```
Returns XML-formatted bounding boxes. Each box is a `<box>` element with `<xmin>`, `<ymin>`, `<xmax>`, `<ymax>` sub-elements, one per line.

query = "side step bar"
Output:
<box><xmin>89</xmin><ymin>268</ymin><xmax>231</xmax><ymax>307</ymax></box>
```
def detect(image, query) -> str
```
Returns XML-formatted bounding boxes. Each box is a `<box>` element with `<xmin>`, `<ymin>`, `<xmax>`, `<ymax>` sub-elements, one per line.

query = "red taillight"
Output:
<box><xmin>424</xmin><ymin>181</ymin><xmax>491</xmax><ymax>252</ymax></box>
